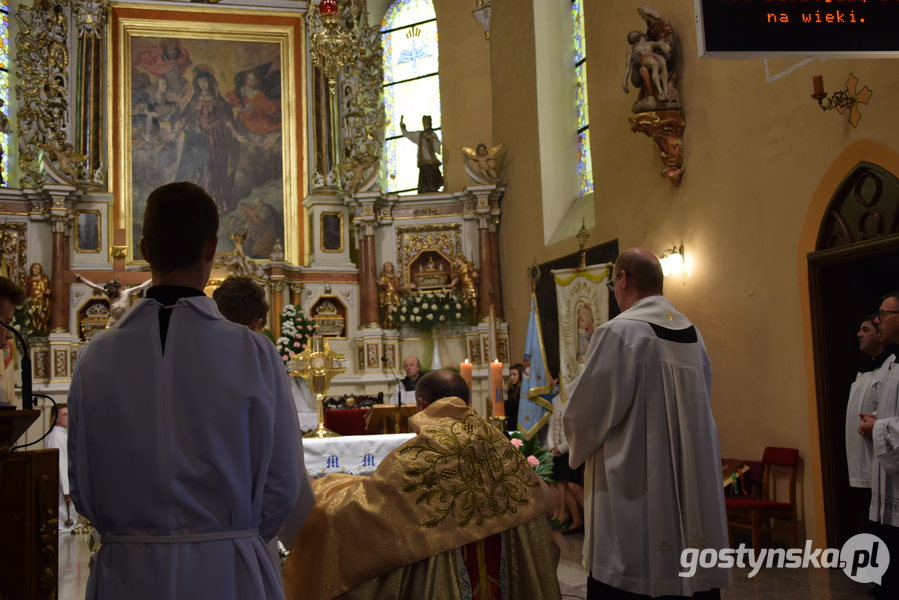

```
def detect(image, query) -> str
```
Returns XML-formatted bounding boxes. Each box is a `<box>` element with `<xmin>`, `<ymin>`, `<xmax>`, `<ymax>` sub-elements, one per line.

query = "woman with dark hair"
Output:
<box><xmin>506</xmin><ymin>363</ymin><xmax>524</xmax><ymax>428</ymax></box>
<box><xmin>171</xmin><ymin>66</ymin><xmax>237</xmax><ymax>213</ymax></box>
<box><xmin>546</xmin><ymin>370</ymin><xmax>584</xmax><ymax>535</ymax></box>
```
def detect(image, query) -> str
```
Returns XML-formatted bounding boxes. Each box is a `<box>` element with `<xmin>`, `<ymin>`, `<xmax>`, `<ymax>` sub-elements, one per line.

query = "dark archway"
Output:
<box><xmin>809</xmin><ymin>162</ymin><xmax>899</xmax><ymax>547</ymax></box>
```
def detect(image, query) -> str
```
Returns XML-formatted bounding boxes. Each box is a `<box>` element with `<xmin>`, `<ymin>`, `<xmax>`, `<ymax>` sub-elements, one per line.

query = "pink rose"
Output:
<box><xmin>293</xmin><ymin>341</ymin><xmax>300</xmax><ymax>348</ymax></box>
<box><xmin>282</xmin><ymin>355</ymin><xmax>289</xmax><ymax>362</ymax></box>
<box><xmin>302</xmin><ymin>343</ymin><xmax>308</xmax><ymax>350</ymax></box>
<box><xmin>510</xmin><ymin>438</ymin><xmax>523</xmax><ymax>448</ymax></box>
<box><xmin>527</xmin><ymin>455</ymin><xmax>539</xmax><ymax>467</ymax></box>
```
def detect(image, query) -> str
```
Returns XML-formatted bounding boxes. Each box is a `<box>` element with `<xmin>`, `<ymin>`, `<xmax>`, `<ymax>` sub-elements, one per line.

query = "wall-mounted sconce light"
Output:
<box><xmin>811</xmin><ymin>73</ymin><xmax>872</xmax><ymax>128</ymax></box>
<box><xmin>659</xmin><ymin>242</ymin><xmax>685</xmax><ymax>278</ymax></box>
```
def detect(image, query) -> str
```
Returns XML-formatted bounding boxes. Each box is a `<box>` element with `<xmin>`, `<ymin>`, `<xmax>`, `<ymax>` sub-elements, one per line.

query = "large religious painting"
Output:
<box><xmin>109</xmin><ymin>5</ymin><xmax>304</xmax><ymax>264</ymax></box>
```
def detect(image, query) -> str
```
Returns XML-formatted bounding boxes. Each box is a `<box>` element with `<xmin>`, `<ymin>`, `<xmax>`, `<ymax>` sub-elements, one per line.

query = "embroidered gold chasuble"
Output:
<box><xmin>283</xmin><ymin>397</ymin><xmax>560</xmax><ymax>600</ymax></box>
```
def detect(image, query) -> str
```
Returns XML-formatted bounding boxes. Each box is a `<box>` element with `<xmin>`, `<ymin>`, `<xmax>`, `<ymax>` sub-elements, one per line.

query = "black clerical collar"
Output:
<box><xmin>860</xmin><ymin>348</ymin><xmax>894</xmax><ymax>373</ymax></box>
<box><xmin>145</xmin><ymin>286</ymin><xmax>206</xmax><ymax>353</ymax></box>
<box><xmin>145</xmin><ymin>285</ymin><xmax>205</xmax><ymax>306</ymax></box>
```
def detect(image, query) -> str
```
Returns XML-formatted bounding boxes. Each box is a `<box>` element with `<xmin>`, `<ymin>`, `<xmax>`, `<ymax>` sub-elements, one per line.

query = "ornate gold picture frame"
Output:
<box><xmin>109</xmin><ymin>4</ymin><xmax>305</xmax><ymax>265</ymax></box>
<box><xmin>320</xmin><ymin>211</ymin><xmax>344</xmax><ymax>253</ymax></box>
<box><xmin>74</xmin><ymin>210</ymin><xmax>102</xmax><ymax>253</ymax></box>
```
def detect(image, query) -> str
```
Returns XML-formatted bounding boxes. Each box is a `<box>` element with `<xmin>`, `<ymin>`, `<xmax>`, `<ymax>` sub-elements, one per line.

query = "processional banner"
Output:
<box><xmin>552</xmin><ymin>263</ymin><xmax>611</xmax><ymax>400</ymax></box>
<box><xmin>517</xmin><ymin>293</ymin><xmax>552</xmax><ymax>440</ymax></box>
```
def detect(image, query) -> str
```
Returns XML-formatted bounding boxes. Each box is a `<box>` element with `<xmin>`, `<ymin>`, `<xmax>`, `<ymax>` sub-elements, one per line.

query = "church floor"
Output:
<box><xmin>59</xmin><ymin>531</ymin><xmax>870</xmax><ymax>599</ymax></box>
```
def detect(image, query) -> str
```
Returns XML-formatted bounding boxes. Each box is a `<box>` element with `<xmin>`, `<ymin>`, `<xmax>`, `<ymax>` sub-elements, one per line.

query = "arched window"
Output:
<box><xmin>572</xmin><ymin>0</ymin><xmax>593</xmax><ymax>197</ymax></box>
<box><xmin>0</xmin><ymin>0</ymin><xmax>9</xmax><ymax>186</ymax></box>
<box><xmin>381</xmin><ymin>0</ymin><xmax>441</xmax><ymax>195</ymax></box>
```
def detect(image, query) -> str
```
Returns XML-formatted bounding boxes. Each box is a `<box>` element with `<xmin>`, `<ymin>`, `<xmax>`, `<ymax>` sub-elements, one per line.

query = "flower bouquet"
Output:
<box><xmin>276</xmin><ymin>304</ymin><xmax>315</xmax><ymax>364</ymax></box>
<box><xmin>509</xmin><ymin>431</ymin><xmax>554</xmax><ymax>482</ymax></box>
<box><xmin>391</xmin><ymin>291</ymin><xmax>476</xmax><ymax>331</ymax></box>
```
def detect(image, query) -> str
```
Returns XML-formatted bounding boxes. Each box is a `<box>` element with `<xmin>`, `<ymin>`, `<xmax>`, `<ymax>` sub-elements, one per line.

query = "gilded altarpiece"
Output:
<box><xmin>394</xmin><ymin>224</ymin><xmax>461</xmax><ymax>290</ymax></box>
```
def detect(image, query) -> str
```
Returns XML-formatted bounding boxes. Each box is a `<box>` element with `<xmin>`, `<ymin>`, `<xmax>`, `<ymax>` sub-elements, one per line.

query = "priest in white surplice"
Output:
<box><xmin>860</xmin><ymin>292</ymin><xmax>899</xmax><ymax>600</ymax></box>
<box><xmin>846</xmin><ymin>315</ymin><xmax>893</xmax><ymax>490</ymax></box>
<box><xmin>69</xmin><ymin>182</ymin><xmax>312</xmax><ymax>600</ymax></box>
<box><xmin>563</xmin><ymin>248</ymin><xmax>730</xmax><ymax>600</ymax></box>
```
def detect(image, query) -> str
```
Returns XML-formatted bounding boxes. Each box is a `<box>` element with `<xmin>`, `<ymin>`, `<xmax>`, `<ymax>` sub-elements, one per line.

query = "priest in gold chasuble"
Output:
<box><xmin>284</xmin><ymin>379</ymin><xmax>561</xmax><ymax>600</ymax></box>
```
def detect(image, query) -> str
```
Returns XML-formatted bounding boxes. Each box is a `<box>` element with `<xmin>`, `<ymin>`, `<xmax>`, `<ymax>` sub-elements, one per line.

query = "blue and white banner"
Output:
<box><xmin>517</xmin><ymin>293</ymin><xmax>553</xmax><ymax>440</ymax></box>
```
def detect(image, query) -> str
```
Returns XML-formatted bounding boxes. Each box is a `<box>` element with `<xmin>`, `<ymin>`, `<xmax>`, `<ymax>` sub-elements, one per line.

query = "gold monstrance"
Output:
<box><xmin>288</xmin><ymin>333</ymin><xmax>346</xmax><ymax>438</ymax></box>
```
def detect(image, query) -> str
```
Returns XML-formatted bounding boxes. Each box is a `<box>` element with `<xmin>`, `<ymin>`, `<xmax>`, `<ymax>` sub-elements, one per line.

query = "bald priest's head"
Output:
<box><xmin>414</xmin><ymin>369</ymin><xmax>470</xmax><ymax>411</ymax></box>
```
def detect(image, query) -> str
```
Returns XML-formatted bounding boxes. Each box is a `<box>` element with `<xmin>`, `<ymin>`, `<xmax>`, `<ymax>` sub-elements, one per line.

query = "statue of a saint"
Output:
<box><xmin>400</xmin><ymin>115</ymin><xmax>443</xmax><ymax>193</ymax></box>
<box><xmin>377</xmin><ymin>262</ymin><xmax>403</xmax><ymax>328</ymax></box>
<box><xmin>25</xmin><ymin>262</ymin><xmax>51</xmax><ymax>335</ymax></box>
<box><xmin>75</xmin><ymin>274</ymin><xmax>152</xmax><ymax>327</ymax></box>
<box><xmin>451</xmin><ymin>256</ymin><xmax>479</xmax><ymax>312</ymax></box>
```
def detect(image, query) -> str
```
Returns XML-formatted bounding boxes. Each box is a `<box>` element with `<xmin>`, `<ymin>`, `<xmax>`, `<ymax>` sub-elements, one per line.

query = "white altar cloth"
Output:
<box><xmin>303</xmin><ymin>433</ymin><xmax>414</xmax><ymax>478</ymax></box>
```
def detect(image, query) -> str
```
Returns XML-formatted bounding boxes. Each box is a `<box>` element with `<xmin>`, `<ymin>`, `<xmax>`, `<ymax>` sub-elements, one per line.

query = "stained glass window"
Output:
<box><xmin>381</xmin><ymin>0</ymin><xmax>441</xmax><ymax>195</ymax></box>
<box><xmin>572</xmin><ymin>0</ymin><xmax>593</xmax><ymax>196</ymax></box>
<box><xmin>0</xmin><ymin>0</ymin><xmax>8</xmax><ymax>186</ymax></box>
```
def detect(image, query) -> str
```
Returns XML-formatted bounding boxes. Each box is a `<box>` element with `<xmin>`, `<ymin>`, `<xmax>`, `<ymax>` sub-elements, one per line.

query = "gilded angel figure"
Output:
<box><xmin>451</xmin><ymin>255</ymin><xmax>479</xmax><ymax>311</ymax></box>
<box><xmin>461</xmin><ymin>142</ymin><xmax>507</xmax><ymax>184</ymax></box>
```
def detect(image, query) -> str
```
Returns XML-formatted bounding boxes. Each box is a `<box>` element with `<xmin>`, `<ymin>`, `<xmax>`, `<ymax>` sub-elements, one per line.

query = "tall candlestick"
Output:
<box><xmin>460</xmin><ymin>359</ymin><xmax>473</xmax><ymax>389</ymax></box>
<box><xmin>489</xmin><ymin>359</ymin><xmax>504</xmax><ymax>417</ymax></box>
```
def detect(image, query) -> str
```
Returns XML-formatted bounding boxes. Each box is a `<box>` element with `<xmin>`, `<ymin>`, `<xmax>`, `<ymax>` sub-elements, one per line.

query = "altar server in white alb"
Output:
<box><xmin>68</xmin><ymin>182</ymin><xmax>312</xmax><ymax>600</ymax></box>
<box><xmin>860</xmin><ymin>291</ymin><xmax>899</xmax><ymax>600</ymax></box>
<box><xmin>846</xmin><ymin>314</ymin><xmax>893</xmax><ymax>490</ymax></box>
<box><xmin>563</xmin><ymin>248</ymin><xmax>730</xmax><ymax>600</ymax></box>
<box><xmin>43</xmin><ymin>403</ymin><xmax>80</xmax><ymax>533</ymax></box>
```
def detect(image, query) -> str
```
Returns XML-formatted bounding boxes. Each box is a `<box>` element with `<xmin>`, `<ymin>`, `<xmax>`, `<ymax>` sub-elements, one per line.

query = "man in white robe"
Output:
<box><xmin>846</xmin><ymin>315</ymin><xmax>892</xmax><ymax>490</ymax></box>
<box><xmin>43</xmin><ymin>403</ymin><xmax>80</xmax><ymax>532</ymax></box>
<box><xmin>69</xmin><ymin>182</ymin><xmax>312</xmax><ymax>600</ymax></box>
<box><xmin>860</xmin><ymin>291</ymin><xmax>899</xmax><ymax>600</ymax></box>
<box><xmin>563</xmin><ymin>248</ymin><xmax>730</xmax><ymax>599</ymax></box>
<box><xmin>212</xmin><ymin>274</ymin><xmax>315</xmax><ymax>554</ymax></box>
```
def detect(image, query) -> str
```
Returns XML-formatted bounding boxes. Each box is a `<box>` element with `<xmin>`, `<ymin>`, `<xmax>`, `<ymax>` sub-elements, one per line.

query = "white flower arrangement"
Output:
<box><xmin>276</xmin><ymin>304</ymin><xmax>315</xmax><ymax>364</ymax></box>
<box><xmin>390</xmin><ymin>291</ymin><xmax>476</xmax><ymax>331</ymax></box>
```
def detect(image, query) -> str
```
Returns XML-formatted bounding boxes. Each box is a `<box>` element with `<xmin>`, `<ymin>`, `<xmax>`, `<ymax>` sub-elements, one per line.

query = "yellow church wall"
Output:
<box><xmin>478</xmin><ymin>0</ymin><xmax>899</xmax><ymax>547</ymax></box>
<box><xmin>432</xmin><ymin>1</ymin><xmax>494</xmax><ymax>193</ymax></box>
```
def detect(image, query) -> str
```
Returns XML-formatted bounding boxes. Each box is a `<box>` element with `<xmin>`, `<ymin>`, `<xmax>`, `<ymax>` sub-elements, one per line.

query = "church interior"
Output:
<box><xmin>2</xmin><ymin>0</ymin><xmax>898</xmax><ymax>597</ymax></box>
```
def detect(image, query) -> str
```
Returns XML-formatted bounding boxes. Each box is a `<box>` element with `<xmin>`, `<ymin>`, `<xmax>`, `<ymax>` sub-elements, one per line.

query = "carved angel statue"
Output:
<box><xmin>377</xmin><ymin>261</ymin><xmax>404</xmax><ymax>328</ymax></box>
<box><xmin>218</xmin><ymin>230</ymin><xmax>268</xmax><ymax>280</ymax></box>
<box><xmin>74</xmin><ymin>273</ymin><xmax>152</xmax><ymax>328</ymax></box>
<box><xmin>38</xmin><ymin>140</ymin><xmax>89</xmax><ymax>183</ymax></box>
<box><xmin>461</xmin><ymin>142</ymin><xmax>507</xmax><ymax>184</ymax></box>
<box><xmin>451</xmin><ymin>255</ymin><xmax>479</xmax><ymax>311</ymax></box>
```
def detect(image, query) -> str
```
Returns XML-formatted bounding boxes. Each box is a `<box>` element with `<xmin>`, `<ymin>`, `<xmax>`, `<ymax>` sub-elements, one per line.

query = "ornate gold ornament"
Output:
<box><xmin>73</xmin><ymin>0</ymin><xmax>107</xmax><ymax>40</ymax></box>
<box><xmin>395</xmin><ymin>224</ymin><xmax>463</xmax><ymax>290</ymax></box>
<box><xmin>307</xmin><ymin>0</ymin><xmax>358</xmax><ymax>96</ymax></box>
<box><xmin>15</xmin><ymin>0</ymin><xmax>71</xmax><ymax>188</ymax></box>
<box><xmin>288</xmin><ymin>333</ymin><xmax>346</xmax><ymax>439</ymax></box>
<box><xmin>337</xmin><ymin>1</ymin><xmax>384</xmax><ymax>194</ymax></box>
<box><xmin>629</xmin><ymin>110</ymin><xmax>685</xmax><ymax>186</ymax></box>
<box><xmin>0</xmin><ymin>223</ymin><xmax>29</xmax><ymax>285</ymax></box>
